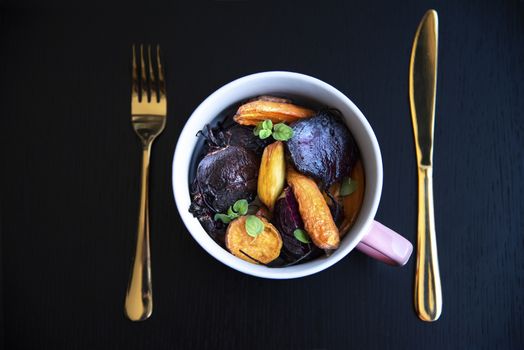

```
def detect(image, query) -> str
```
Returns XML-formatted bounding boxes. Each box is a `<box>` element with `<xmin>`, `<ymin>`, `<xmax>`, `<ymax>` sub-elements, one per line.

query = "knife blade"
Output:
<box><xmin>409</xmin><ymin>9</ymin><xmax>443</xmax><ymax>322</ymax></box>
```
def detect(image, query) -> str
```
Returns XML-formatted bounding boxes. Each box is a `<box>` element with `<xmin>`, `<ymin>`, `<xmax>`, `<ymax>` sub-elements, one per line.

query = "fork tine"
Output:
<box><xmin>132</xmin><ymin>45</ymin><xmax>140</xmax><ymax>103</ymax></box>
<box><xmin>147</xmin><ymin>45</ymin><xmax>158</xmax><ymax>103</ymax></box>
<box><xmin>156</xmin><ymin>45</ymin><xmax>166</xmax><ymax>101</ymax></box>
<box><xmin>139</xmin><ymin>44</ymin><xmax>148</xmax><ymax>102</ymax></box>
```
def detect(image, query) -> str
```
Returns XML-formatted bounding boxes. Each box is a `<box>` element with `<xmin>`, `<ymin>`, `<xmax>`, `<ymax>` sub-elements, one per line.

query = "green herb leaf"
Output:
<box><xmin>245</xmin><ymin>215</ymin><xmax>264</xmax><ymax>237</ymax></box>
<box><xmin>262</xmin><ymin>119</ymin><xmax>273</xmax><ymax>130</ymax></box>
<box><xmin>293</xmin><ymin>229</ymin><xmax>311</xmax><ymax>243</ymax></box>
<box><xmin>233</xmin><ymin>199</ymin><xmax>248</xmax><ymax>216</ymax></box>
<box><xmin>214</xmin><ymin>213</ymin><xmax>232</xmax><ymax>224</ymax></box>
<box><xmin>214</xmin><ymin>199</ymin><xmax>251</xmax><ymax>224</ymax></box>
<box><xmin>227</xmin><ymin>207</ymin><xmax>239</xmax><ymax>219</ymax></box>
<box><xmin>272</xmin><ymin>123</ymin><xmax>294</xmax><ymax>141</ymax></box>
<box><xmin>340</xmin><ymin>177</ymin><xmax>358</xmax><ymax>196</ymax></box>
<box><xmin>258</xmin><ymin>129</ymin><xmax>272</xmax><ymax>139</ymax></box>
<box><xmin>253</xmin><ymin>122</ymin><xmax>263</xmax><ymax>136</ymax></box>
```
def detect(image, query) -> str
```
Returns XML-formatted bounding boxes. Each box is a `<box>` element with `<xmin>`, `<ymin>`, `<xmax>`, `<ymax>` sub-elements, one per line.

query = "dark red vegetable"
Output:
<box><xmin>272</xmin><ymin>187</ymin><xmax>311</xmax><ymax>259</ymax></box>
<box><xmin>202</xmin><ymin>123</ymin><xmax>270</xmax><ymax>157</ymax></box>
<box><xmin>188</xmin><ymin>195</ymin><xmax>227</xmax><ymax>245</ymax></box>
<box><xmin>189</xmin><ymin>144</ymin><xmax>259</xmax><ymax>245</ymax></box>
<box><xmin>189</xmin><ymin>119</ymin><xmax>265</xmax><ymax>246</ymax></box>
<box><xmin>194</xmin><ymin>145</ymin><xmax>258</xmax><ymax>213</ymax></box>
<box><xmin>225</xmin><ymin>124</ymin><xmax>271</xmax><ymax>156</ymax></box>
<box><xmin>286</xmin><ymin>109</ymin><xmax>358</xmax><ymax>189</ymax></box>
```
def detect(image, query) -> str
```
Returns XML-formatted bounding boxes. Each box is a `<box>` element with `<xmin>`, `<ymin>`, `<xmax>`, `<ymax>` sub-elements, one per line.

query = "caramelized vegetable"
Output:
<box><xmin>257</xmin><ymin>141</ymin><xmax>286</xmax><ymax>211</ymax></box>
<box><xmin>234</xmin><ymin>98</ymin><xmax>315</xmax><ymax>126</ymax></box>
<box><xmin>190</xmin><ymin>96</ymin><xmax>365</xmax><ymax>267</ymax></box>
<box><xmin>272</xmin><ymin>187</ymin><xmax>311</xmax><ymax>258</ymax></box>
<box><xmin>286</xmin><ymin>167</ymin><xmax>340</xmax><ymax>249</ymax></box>
<box><xmin>225</xmin><ymin>216</ymin><xmax>283</xmax><ymax>264</ymax></box>
<box><xmin>286</xmin><ymin>109</ymin><xmax>358</xmax><ymax>188</ymax></box>
<box><xmin>200</xmin><ymin>123</ymin><xmax>270</xmax><ymax>157</ymax></box>
<box><xmin>339</xmin><ymin>160</ymin><xmax>365</xmax><ymax>237</ymax></box>
<box><xmin>194</xmin><ymin>146</ymin><xmax>258</xmax><ymax>213</ymax></box>
<box><xmin>219</xmin><ymin>124</ymin><xmax>271</xmax><ymax>156</ymax></box>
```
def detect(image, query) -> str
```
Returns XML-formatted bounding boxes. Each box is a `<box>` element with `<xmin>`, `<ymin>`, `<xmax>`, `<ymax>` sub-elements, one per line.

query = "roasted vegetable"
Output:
<box><xmin>286</xmin><ymin>166</ymin><xmax>340</xmax><ymax>249</ymax></box>
<box><xmin>194</xmin><ymin>145</ymin><xmax>259</xmax><ymax>213</ymax></box>
<box><xmin>272</xmin><ymin>187</ymin><xmax>311</xmax><ymax>258</ymax></box>
<box><xmin>190</xmin><ymin>122</ymin><xmax>264</xmax><ymax>244</ymax></box>
<box><xmin>201</xmin><ymin>123</ymin><xmax>270</xmax><ymax>157</ymax></box>
<box><xmin>226</xmin><ymin>215</ymin><xmax>283</xmax><ymax>264</ymax></box>
<box><xmin>339</xmin><ymin>159</ymin><xmax>365</xmax><ymax>237</ymax></box>
<box><xmin>188</xmin><ymin>193</ymin><xmax>227</xmax><ymax>245</ymax></box>
<box><xmin>221</xmin><ymin>124</ymin><xmax>270</xmax><ymax>156</ymax></box>
<box><xmin>189</xmin><ymin>97</ymin><xmax>364</xmax><ymax>267</ymax></box>
<box><xmin>257</xmin><ymin>141</ymin><xmax>286</xmax><ymax>211</ymax></box>
<box><xmin>234</xmin><ymin>97</ymin><xmax>315</xmax><ymax>126</ymax></box>
<box><xmin>286</xmin><ymin>109</ymin><xmax>358</xmax><ymax>188</ymax></box>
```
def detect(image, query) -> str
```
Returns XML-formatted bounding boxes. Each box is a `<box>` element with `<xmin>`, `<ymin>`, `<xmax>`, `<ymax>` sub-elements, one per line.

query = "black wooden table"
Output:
<box><xmin>1</xmin><ymin>1</ymin><xmax>523</xmax><ymax>349</ymax></box>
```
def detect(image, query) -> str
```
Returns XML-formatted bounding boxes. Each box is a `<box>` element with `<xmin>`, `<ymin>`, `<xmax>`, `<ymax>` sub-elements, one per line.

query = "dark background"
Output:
<box><xmin>0</xmin><ymin>0</ymin><xmax>523</xmax><ymax>349</ymax></box>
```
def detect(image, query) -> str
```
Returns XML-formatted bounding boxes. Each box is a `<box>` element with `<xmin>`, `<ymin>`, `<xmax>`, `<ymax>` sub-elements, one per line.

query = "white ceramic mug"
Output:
<box><xmin>172</xmin><ymin>71</ymin><xmax>413</xmax><ymax>279</ymax></box>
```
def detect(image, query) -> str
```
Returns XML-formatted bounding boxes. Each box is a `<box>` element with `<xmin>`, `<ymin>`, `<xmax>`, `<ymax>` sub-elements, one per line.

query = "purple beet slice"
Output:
<box><xmin>272</xmin><ymin>187</ymin><xmax>310</xmax><ymax>258</ymax></box>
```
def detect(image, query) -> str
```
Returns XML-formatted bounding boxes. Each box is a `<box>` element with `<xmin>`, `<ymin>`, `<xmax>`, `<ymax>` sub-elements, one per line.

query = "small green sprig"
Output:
<box><xmin>293</xmin><ymin>229</ymin><xmax>311</xmax><ymax>243</ymax></box>
<box><xmin>340</xmin><ymin>177</ymin><xmax>358</xmax><ymax>196</ymax></box>
<box><xmin>245</xmin><ymin>215</ymin><xmax>264</xmax><ymax>237</ymax></box>
<box><xmin>214</xmin><ymin>199</ymin><xmax>249</xmax><ymax>224</ymax></box>
<box><xmin>253</xmin><ymin>120</ymin><xmax>294</xmax><ymax>141</ymax></box>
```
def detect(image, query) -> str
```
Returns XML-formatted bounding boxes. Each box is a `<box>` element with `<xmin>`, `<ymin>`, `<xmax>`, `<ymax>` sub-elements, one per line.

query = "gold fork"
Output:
<box><xmin>125</xmin><ymin>44</ymin><xmax>166</xmax><ymax>321</ymax></box>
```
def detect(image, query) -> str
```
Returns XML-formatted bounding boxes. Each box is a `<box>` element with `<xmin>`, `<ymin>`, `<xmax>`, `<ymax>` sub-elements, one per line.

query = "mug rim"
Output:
<box><xmin>172</xmin><ymin>71</ymin><xmax>383</xmax><ymax>279</ymax></box>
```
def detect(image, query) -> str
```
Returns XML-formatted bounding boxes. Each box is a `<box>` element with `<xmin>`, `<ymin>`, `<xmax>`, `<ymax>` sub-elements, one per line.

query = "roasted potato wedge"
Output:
<box><xmin>258</xmin><ymin>141</ymin><xmax>286</xmax><ymax>211</ymax></box>
<box><xmin>234</xmin><ymin>98</ymin><xmax>315</xmax><ymax>126</ymax></box>
<box><xmin>286</xmin><ymin>167</ymin><xmax>340</xmax><ymax>249</ymax></box>
<box><xmin>339</xmin><ymin>160</ymin><xmax>365</xmax><ymax>237</ymax></box>
<box><xmin>225</xmin><ymin>216</ymin><xmax>283</xmax><ymax>264</ymax></box>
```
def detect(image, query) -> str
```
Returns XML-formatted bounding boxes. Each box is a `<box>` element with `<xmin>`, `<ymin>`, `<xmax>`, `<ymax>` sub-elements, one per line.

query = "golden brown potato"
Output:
<box><xmin>234</xmin><ymin>98</ymin><xmax>315</xmax><ymax>126</ymax></box>
<box><xmin>225</xmin><ymin>216</ymin><xmax>283</xmax><ymax>264</ymax></box>
<box><xmin>257</xmin><ymin>141</ymin><xmax>286</xmax><ymax>211</ymax></box>
<box><xmin>339</xmin><ymin>160</ymin><xmax>365</xmax><ymax>237</ymax></box>
<box><xmin>286</xmin><ymin>167</ymin><xmax>340</xmax><ymax>249</ymax></box>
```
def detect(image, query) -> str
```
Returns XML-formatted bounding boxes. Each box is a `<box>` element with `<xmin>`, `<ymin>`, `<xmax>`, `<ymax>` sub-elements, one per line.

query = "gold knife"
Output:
<box><xmin>409</xmin><ymin>9</ymin><xmax>442</xmax><ymax>322</ymax></box>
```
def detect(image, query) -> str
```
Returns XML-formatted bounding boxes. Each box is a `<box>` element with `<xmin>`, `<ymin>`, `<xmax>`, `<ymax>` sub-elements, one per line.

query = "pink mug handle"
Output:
<box><xmin>356</xmin><ymin>221</ymin><xmax>413</xmax><ymax>266</ymax></box>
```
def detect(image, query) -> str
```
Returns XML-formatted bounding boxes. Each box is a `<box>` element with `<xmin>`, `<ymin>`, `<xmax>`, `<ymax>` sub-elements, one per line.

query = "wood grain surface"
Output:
<box><xmin>0</xmin><ymin>1</ymin><xmax>523</xmax><ymax>349</ymax></box>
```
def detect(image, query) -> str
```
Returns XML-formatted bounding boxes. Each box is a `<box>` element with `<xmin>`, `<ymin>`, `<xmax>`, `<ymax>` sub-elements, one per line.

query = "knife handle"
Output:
<box><xmin>414</xmin><ymin>166</ymin><xmax>442</xmax><ymax>321</ymax></box>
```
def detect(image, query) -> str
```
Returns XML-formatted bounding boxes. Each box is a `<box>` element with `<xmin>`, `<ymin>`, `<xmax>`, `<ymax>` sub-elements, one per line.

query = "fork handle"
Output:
<box><xmin>125</xmin><ymin>144</ymin><xmax>153</xmax><ymax>321</ymax></box>
<box><xmin>414</xmin><ymin>166</ymin><xmax>442</xmax><ymax>321</ymax></box>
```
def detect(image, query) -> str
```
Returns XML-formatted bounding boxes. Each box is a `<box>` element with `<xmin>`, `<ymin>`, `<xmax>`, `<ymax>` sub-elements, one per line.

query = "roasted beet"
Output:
<box><xmin>272</xmin><ymin>187</ymin><xmax>311</xmax><ymax>258</ymax></box>
<box><xmin>194</xmin><ymin>145</ymin><xmax>259</xmax><ymax>213</ymax></box>
<box><xmin>226</xmin><ymin>124</ymin><xmax>271</xmax><ymax>156</ymax></box>
<box><xmin>286</xmin><ymin>109</ymin><xmax>358</xmax><ymax>188</ymax></box>
<box><xmin>189</xmin><ymin>120</ymin><xmax>263</xmax><ymax>245</ymax></box>
<box><xmin>202</xmin><ymin>123</ymin><xmax>269</xmax><ymax>157</ymax></box>
<box><xmin>189</xmin><ymin>185</ymin><xmax>227</xmax><ymax>245</ymax></box>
